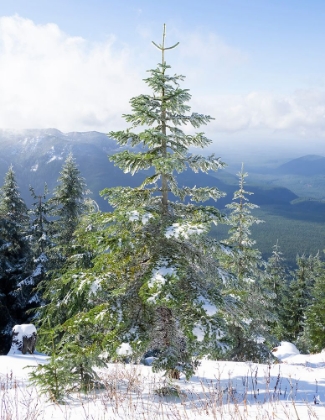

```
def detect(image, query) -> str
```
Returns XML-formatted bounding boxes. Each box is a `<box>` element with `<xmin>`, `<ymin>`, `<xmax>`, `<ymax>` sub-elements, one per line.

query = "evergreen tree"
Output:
<box><xmin>282</xmin><ymin>254</ymin><xmax>319</xmax><ymax>349</ymax></box>
<box><xmin>264</xmin><ymin>241</ymin><xmax>288</xmax><ymax>341</ymax></box>
<box><xmin>305</xmin><ymin>257</ymin><xmax>325</xmax><ymax>352</ymax></box>
<box><xmin>0</xmin><ymin>166</ymin><xmax>32</xmax><ymax>354</ymax></box>
<box><xmin>34</xmin><ymin>213</ymin><xmax>113</xmax><ymax>396</ymax></box>
<box><xmin>20</xmin><ymin>184</ymin><xmax>53</xmax><ymax>311</ymax></box>
<box><xmin>221</xmin><ymin>167</ymin><xmax>273</xmax><ymax>361</ymax></box>
<box><xmin>99</xmin><ymin>26</ymin><xmax>237</xmax><ymax>377</ymax></box>
<box><xmin>223</xmin><ymin>166</ymin><xmax>263</xmax><ymax>278</ymax></box>
<box><xmin>50</xmin><ymin>154</ymin><xmax>89</xmax><ymax>256</ymax></box>
<box><xmin>36</xmin><ymin>26</ymin><xmax>240</xmax><ymax>385</ymax></box>
<box><xmin>29</xmin><ymin>184</ymin><xmax>53</xmax><ymax>255</ymax></box>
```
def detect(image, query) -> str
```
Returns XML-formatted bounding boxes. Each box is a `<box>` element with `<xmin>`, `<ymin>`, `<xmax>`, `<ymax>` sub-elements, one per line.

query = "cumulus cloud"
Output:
<box><xmin>1</xmin><ymin>15</ymin><xmax>325</xmax><ymax>141</ymax></box>
<box><xmin>0</xmin><ymin>15</ymin><xmax>143</xmax><ymax>131</ymax></box>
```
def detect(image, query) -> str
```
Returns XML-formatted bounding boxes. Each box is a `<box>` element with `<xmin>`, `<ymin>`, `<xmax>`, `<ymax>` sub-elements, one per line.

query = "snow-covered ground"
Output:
<box><xmin>1</xmin><ymin>342</ymin><xmax>325</xmax><ymax>419</ymax></box>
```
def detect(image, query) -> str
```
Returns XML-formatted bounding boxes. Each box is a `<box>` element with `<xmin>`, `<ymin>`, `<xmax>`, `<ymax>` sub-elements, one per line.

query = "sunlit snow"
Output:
<box><xmin>165</xmin><ymin>222</ymin><xmax>205</xmax><ymax>239</ymax></box>
<box><xmin>1</xmin><ymin>342</ymin><xmax>325</xmax><ymax>419</ymax></box>
<box><xmin>116</xmin><ymin>342</ymin><xmax>133</xmax><ymax>356</ymax></box>
<box><xmin>8</xmin><ymin>324</ymin><xmax>37</xmax><ymax>355</ymax></box>
<box><xmin>128</xmin><ymin>210</ymin><xmax>153</xmax><ymax>224</ymax></box>
<box><xmin>147</xmin><ymin>259</ymin><xmax>177</xmax><ymax>303</ymax></box>
<box><xmin>148</xmin><ymin>259</ymin><xmax>177</xmax><ymax>289</ymax></box>
<box><xmin>197</xmin><ymin>296</ymin><xmax>218</xmax><ymax>316</ymax></box>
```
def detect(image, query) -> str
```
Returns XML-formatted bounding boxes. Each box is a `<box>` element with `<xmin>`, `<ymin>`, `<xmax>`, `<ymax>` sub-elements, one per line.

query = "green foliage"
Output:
<box><xmin>29</xmin><ymin>184</ymin><xmax>53</xmax><ymax>255</ymax></box>
<box><xmin>29</xmin><ymin>325</ymin><xmax>69</xmax><ymax>402</ymax></box>
<box><xmin>223</xmin><ymin>166</ymin><xmax>264</xmax><ymax>279</ymax></box>
<box><xmin>0</xmin><ymin>166</ymin><xmax>32</xmax><ymax>353</ymax></box>
<box><xmin>99</xmin><ymin>27</ymin><xmax>237</xmax><ymax>377</ymax></box>
<box><xmin>221</xmin><ymin>167</ymin><xmax>274</xmax><ymax>362</ymax></box>
<box><xmin>30</xmin><ymin>316</ymin><xmax>106</xmax><ymax>402</ymax></box>
<box><xmin>281</xmin><ymin>254</ymin><xmax>320</xmax><ymax>349</ymax></box>
<box><xmin>304</xmin><ymin>257</ymin><xmax>325</xmax><ymax>352</ymax></box>
<box><xmin>19</xmin><ymin>184</ymin><xmax>54</xmax><ymax>311</ymax></box>
<box><xmin>35</xmin><ymin>26</ymin><xmax>240</xmax><ymax>388</ymax></box>
<box><xmin>50</xmin><ymin>153</ymin><xmax>89</xmax><ymax>252</ymax></box>
<box><xmin>263</xmin><ymin>241</ymin><xmax>288</xmax><ymax>341</ymax></box>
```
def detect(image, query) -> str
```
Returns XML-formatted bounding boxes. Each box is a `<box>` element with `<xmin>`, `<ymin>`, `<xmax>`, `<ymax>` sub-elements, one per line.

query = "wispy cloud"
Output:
<box><xmin>195</xmin><ymin>90</ymin><xmax>325</xmax><ymax>138</ymax></box>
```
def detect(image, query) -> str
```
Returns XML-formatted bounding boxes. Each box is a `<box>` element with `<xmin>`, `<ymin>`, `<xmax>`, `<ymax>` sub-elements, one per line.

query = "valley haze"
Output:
<box><xmin>0</xmin><ymin>128</ymin><xmax>324</xmax><ymax>267</ymax></box>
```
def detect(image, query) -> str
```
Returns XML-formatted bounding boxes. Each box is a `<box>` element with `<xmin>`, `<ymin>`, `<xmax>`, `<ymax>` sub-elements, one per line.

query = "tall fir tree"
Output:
<box><xmin>263</xmin><ymin>241</ymin><xmax>288</xmax><ymax>341</ymax></box>
<box><xmin>20</xmin><ymin>184</ymin><xmax>54</xmax><ymax>311</ymax></box>
<box><xmin>99</xmin><ymin>25</ymin><xmax>239</xmax><ymax>377</ymax></box>
<box><xmin>305</xmin><ymin>256</ymin><xmax>325</xmax><ymax>352</ymax></box>
<box><xmin>223</xmin><ymin>165</ymin><xmax>263</xmax><ymax>278</ymax></box>
<box><xmin>29</xmin><ymin>184</ymin><xmax>53</xmax><ymax>256</ymax></box>
<box><xmin>36</xmin><ymin>25</ymin><xmax>241</xmax><ymax>387</ymax></box>
<box><xmin>0</xmin><ymin>166</ymin><xmax>32</xmax><ymax>354</ymax></box>
<box><xmin>221</xmin><ymin>166</ymin><xmax>273</xmax><ymax>361</ymax></box>
<box><xmin>50</xmin><ymin>153</ymin><xmax>89</xmax><ymax>257</ymax></box>
<box><xmin>282</xmin><ymin>254</ymin><xmax>319</xmax><ymax>349</ymax></box>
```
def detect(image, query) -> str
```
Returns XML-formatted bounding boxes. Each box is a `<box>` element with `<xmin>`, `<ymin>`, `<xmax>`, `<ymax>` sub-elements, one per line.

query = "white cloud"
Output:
<box><xmin>194</xmin><ymin>90</ymin><xmax>325</xmax><ymax>139</ymax></box>
<box><xmin>1</xmin><ymin>16</ymin><xmax>325</xmax><ymax>141</ymax></box>
<box><xmin>0</xmin><ymin>15</ymin><xmax>143</xmax><ymax>131</ymax></box>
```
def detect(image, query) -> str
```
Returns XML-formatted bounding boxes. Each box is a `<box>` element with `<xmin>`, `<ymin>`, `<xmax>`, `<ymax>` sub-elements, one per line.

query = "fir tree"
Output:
<box><xmin>264</xmin><ymin>241</ymin><xmax>288</xmax><ymax>341</ymax></box>
<box><xmin>282</xmin><ymin>254</ymin><xmax>319</xmax><ymax>349</ymax></box>
<box><xmin>50</xmin><ymin>154</ymin><xmax>89</xmax><ymax>256</ymax></box>
<box><xmin>221</xmin><ymin>167</ymin><xmax>273</xmax><ymax>361</ymax></box>
<box><xmin>99</xmin><ymin>26</ymin><xmax>236</xmax><ymax>378</ymax></box>
<box><xmin>305</xmin><ymin>257</ymin><xmax>325</xmax><ymax>352</ymax></box>
<box><xmin>29</xmin><ymin>184</ymin><xmax>53</xmax><ymax>255</ymax></box>
<box><xmin>223</xmin><ymin>165</ymin><xmax>263</xmax><ymax>279</ymax></box>
<box><xmin>36</xmin><ymin>26</ymin><xmax>239</xmax><ymax>384</ymax></box>
<box><xmin>33</xmin><ymin>214</ymin><xmax>111</xmax><ymax>396</ymax></box>
<box><xmin>20</xmin><ymin>184</ymin><xmax>53</xmax><ymax>311</ymax></box>
<box><xmin>0</xmin><ymin>166</ymin><xmax>32</xmax><ymax>354</ymax></box>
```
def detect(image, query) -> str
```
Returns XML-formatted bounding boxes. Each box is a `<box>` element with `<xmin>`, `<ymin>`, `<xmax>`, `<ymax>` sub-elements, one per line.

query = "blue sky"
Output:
<box><xmin>1</xmin><ymin>0</ymin><xmax>325</xmax><ymax>152</ymax></box>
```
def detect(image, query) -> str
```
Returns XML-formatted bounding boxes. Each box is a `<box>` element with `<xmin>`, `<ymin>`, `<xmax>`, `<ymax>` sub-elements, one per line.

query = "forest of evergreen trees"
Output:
<box><xmin>1</xmin><ymin>27</ymin><xmax>325</xmax><ymax>400</ymax></box>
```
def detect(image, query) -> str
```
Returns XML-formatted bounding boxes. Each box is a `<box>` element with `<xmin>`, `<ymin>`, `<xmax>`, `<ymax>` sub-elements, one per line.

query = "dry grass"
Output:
<box><xmin>1</xmin><ymin>363</ymin><xmax>325</xmax><ymax>419</ymax></box>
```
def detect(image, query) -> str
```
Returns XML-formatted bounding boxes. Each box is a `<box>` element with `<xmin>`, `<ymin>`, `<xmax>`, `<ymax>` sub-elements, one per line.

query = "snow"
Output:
<box><xmin>272</xmin><ymin>341</ymin><xmax>300</xmax><ymax>360</ymax></box>
<box><xmin>47</xmin><ymin>155</ymin><xmax>63</xmax><ymax>163</ymax></box>
<box><xmin>2</xmin><ymin>343</ymin><xmax>325</xmax><ymax>419</ymax></box>
<box><xmin>197</xmin><ymin>296</ymin><xmax>218</xmax><ymax>316</ymax></box>
<box><xmin>165</xmin><ymin>222</ymin><xmax>205</xmax><ymax>239</ymax></box>
<box><xmin>9</xmin><ymin>324</ymin><xmax>37</xmax><ymax>355</ymax></box>
<box><xmin>12</xmin><ymin>324</ymin><xmax>36</xmax><ymax>340</ymax></box>
<box><xmin>35</xmin><ymin>252</ymin><xmax>48</xmax><ymax>263</ymax></box>
<box><xmin>147</xmin><ymin>259</ymin><xmax>177</xmax><ymax>303</ymax></box>
<box><xmin>116</xmin><ymin>343</ymin><xmax>133</xmax><ymax>356</ymax></box>
<box><xmin>90</xmin><ymin>278</ymin><xmax>101</xmax><ymax>295</ymax></box>
<box><xmin>272</xmin><ymin>341</ymin><xmax>325</xmax><ymax>368</ymax></box>
<box><xmin>31</xmin><ymin>264</ymin><xmax>43</xmax><ymax>277</ymax></box>
<box><xmin>128</xmin><ymin>210</ymin><xmax>153</xmax><ymax>224</ymax></box>
<box><xmin>193</xmin><ymin>324</ymin><xmax>205</xmax><ymax>341</ymax></box>
<box><xmin>148</xmin><ymin>260</ymin><xmax>177</xmax><ymax>288</ymax></box>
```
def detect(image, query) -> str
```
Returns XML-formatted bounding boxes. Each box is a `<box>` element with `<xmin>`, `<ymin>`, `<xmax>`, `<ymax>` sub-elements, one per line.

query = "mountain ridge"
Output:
<box><xmin>275</xmin><ymin>154</ymin><xmax>325</xmax><ymax>176</ymax></box>
<box><xmin>0</xmin><ymin>128</ymin><xmax>298</xmax><ymax>210</ymax></box>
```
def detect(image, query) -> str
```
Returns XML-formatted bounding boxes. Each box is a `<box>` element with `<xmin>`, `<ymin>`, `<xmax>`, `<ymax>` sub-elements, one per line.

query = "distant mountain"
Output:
<box><xmin>1</xmin><ymin>129</ymin><xmax>324</xmax><ymax>266</ymax></box>
<box><xmin>275</xmin><ymin>155</ymin><xmax>325</xmax><ymax>176</ymax></box>
<box><xmin>0</xmin><ymin>129</ymin><xmax>146</xmax><ymax>210</ymax></box>
<box><xmin>0</xmin><ymin>129</ymin><xmax>299</xmax><ymax>212</ymax></box>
